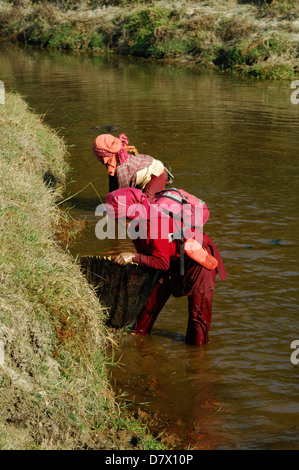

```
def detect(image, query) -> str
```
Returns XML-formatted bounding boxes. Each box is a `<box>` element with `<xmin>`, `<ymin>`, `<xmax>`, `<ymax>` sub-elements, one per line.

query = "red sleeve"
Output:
<box><xmin>133</xmin><ymin>236</ymin><xmax>170</xmax><ymax>271</ymax></box>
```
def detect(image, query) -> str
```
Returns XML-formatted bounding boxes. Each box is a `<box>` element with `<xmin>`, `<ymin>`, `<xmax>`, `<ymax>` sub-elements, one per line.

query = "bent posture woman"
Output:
<box><xmin>105</xmin><ymin>188</ymin><xmax>226</xmax><ymax>346</ymax></box>
<box><xmin>93</xmin><ymin>133</ymin><xmax>171</xmax><ymax>201</ymax></box>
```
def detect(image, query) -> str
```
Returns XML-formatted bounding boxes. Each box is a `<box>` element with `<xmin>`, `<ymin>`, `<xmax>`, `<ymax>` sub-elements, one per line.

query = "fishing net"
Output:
<box><xmin>80</xmin><ymin>256</ymin><xmax>161</xmax><ymax>328</ymax></box>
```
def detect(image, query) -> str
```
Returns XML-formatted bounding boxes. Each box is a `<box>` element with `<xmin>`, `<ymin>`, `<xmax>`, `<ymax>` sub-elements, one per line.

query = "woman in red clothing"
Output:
<box><xmin>93</xmin><ymin>133</ymin><xmax>171</xmax><ymax>201</ymax></box>
<box><xmin>105</xmin><ymin>188</ymin><xmax>227</xmax><ymax>346</ymax></box>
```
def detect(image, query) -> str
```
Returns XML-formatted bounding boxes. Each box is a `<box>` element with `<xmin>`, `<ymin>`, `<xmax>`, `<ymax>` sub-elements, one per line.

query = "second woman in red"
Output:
<box><xmin>105</xmin><ymin>188</ymin><xmax>226</xmax><ymax>346</ymax></box>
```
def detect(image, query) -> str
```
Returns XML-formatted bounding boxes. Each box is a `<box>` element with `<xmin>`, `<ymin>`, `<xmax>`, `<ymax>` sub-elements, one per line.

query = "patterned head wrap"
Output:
<box><xmin>93</xmin><ymin>133</ymin><xmax>129</xmax><ymax>175</ymax></box>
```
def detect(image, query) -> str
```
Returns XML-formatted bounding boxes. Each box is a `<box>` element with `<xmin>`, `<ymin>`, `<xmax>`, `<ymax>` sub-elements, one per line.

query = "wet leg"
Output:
<box><xmin>185</xmin><ymin>290</ymin><xmax>214</xmax><ymax>345</ymax></box>
<box><xmin>133</xmin><ymin>278</ymin><xmax>171</xmax><ymax>335</ymax></box>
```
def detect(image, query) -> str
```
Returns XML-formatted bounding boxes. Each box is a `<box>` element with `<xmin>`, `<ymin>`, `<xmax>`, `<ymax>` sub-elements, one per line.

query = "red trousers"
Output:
<box><xmin>133</xmin><ymin>276</ymin><xmax>214</xmax><ymax>346</ymax></box>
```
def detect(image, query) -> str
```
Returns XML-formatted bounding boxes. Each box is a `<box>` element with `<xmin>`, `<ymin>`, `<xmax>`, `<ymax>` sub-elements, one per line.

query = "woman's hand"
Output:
<box><xmin>125</xmin><ymin>145</ymin><xmax>138</xmax><ymax>155</ymax></box>
<box><xmin>114</xmin><ymin>252</ymin><xmax>135</xmax><ymax>265</ymax></box>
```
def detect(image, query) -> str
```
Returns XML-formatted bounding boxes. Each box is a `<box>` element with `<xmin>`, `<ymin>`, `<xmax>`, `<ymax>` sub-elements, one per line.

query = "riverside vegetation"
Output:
<box><xmin>0</xmin><ymin>0</ymin><xmax>298</xmax><ymax>79</ymax></box>
<box><xmin>0</xmin><ymin>0</ymin><xmax>298</xmax><ymax>451</ymax></box>
<box><xmin>0</xmin><ymin>92</ymin><xmax>167</xmax><ymax>450</ymax></box>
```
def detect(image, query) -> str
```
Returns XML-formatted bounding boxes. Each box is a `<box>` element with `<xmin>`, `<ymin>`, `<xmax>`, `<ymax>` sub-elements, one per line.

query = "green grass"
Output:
<box><xmin>212</xmin><ymin>33</ymin><xmax>298</xmax><ymax>80</ymax></box>
<box><xmin>261</xmin><ymin>0</ymin><xmax>298</xmax><ymax>14</ymax></box>
<box><xmin>239</xmin><ymin>63</ymin><xmax>297</xmax><ymax>80</ymax></box>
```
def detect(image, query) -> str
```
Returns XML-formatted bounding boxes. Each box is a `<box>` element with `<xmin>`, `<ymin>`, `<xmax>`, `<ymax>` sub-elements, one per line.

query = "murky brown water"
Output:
<box><xmin>1</xmin><ymin>43</ymin><xmax>298</xmax><ymax>450</ymax></box>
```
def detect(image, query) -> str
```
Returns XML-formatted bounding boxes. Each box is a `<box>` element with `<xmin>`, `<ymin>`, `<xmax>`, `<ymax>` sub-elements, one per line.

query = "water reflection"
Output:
<box><xmin>0</xmin><ymin>43</ymin><xmax>298</xmax><ymax>449</ymax></box>
<box><xmin>110</xmin><ymin>331</ymin><xmax>226</xmax><ymax>449</ymax></box>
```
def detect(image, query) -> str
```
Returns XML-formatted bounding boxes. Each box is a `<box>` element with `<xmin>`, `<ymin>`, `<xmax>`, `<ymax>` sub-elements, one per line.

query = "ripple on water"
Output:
<box><xmin>1</xmin><ymin>46</ymin><xmax>298</xmax><ymax>449</ymax></box>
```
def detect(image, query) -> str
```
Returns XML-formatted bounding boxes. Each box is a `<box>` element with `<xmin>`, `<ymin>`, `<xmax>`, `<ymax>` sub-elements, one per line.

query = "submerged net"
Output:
<box><xmin>80</xmin><ymin>256</ymin><xmax>161</xmax><ymax>328</ymax></box>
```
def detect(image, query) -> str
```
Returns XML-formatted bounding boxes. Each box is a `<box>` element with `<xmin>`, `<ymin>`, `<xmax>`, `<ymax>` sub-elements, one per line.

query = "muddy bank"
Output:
<box><xmin>0</xmin><ymin>92</ymin><xmax>165</xmax><ymax>450</ymax></box>
<box><xmin>0</xmin><ymin>0</ymin><xmax>298</xmax><ymax>79</ymax></box>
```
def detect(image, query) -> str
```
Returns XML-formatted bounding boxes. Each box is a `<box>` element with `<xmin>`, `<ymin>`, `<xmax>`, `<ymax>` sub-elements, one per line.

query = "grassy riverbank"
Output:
<box><xmin>0</xmin><ymin>0</ymin><xmax>298</xmax><ymax>80</ymax></box>
<box><xmin>0</xmin><ymin>92</ymin><xmax>165</xmax><ymax>450</ymax></box>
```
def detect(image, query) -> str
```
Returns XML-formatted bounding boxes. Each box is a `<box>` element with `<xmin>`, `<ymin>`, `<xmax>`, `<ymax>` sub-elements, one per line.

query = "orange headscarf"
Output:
<box><xmin>93</xmin><ymin>134</ymin><xmax>129</xmax><ymax>176</ymax></box>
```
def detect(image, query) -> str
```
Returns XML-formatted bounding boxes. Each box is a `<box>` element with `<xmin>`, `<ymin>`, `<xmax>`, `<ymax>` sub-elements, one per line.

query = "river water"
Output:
<box><xmin>1</xmin><ymin>44</ymin><xmax>298</xmax><ymax>450</ymax></box>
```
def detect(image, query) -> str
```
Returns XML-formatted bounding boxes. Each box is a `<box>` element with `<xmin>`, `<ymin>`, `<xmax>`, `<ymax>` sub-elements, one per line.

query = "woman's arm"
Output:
<box><xmin>133</xmin><ymin>236</ymin><xmax>170</xmax><ymax>271</ymax></box>
<box><xmin>108</xmin><ymin>174</ymin><xmax>119</xmax><ymax>192</ymax></box>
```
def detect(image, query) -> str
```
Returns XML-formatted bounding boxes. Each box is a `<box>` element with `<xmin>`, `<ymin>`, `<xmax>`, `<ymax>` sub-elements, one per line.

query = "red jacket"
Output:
<box><xmin>131</xmin><ymin>215</ymin><xmax>226</xmax><ymax>293</ymax></box>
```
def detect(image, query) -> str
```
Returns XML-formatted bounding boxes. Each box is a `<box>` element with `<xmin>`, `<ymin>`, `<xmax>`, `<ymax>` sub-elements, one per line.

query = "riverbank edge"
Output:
<box><xmin>0</xmin><ymin>0</ymin><xmax>298</xmax><ymax>80</ymax></box>
<box><xmin>0</xmin><ymin>92</ymin><xmax>166</xmax><ymax>450</ymax></box>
